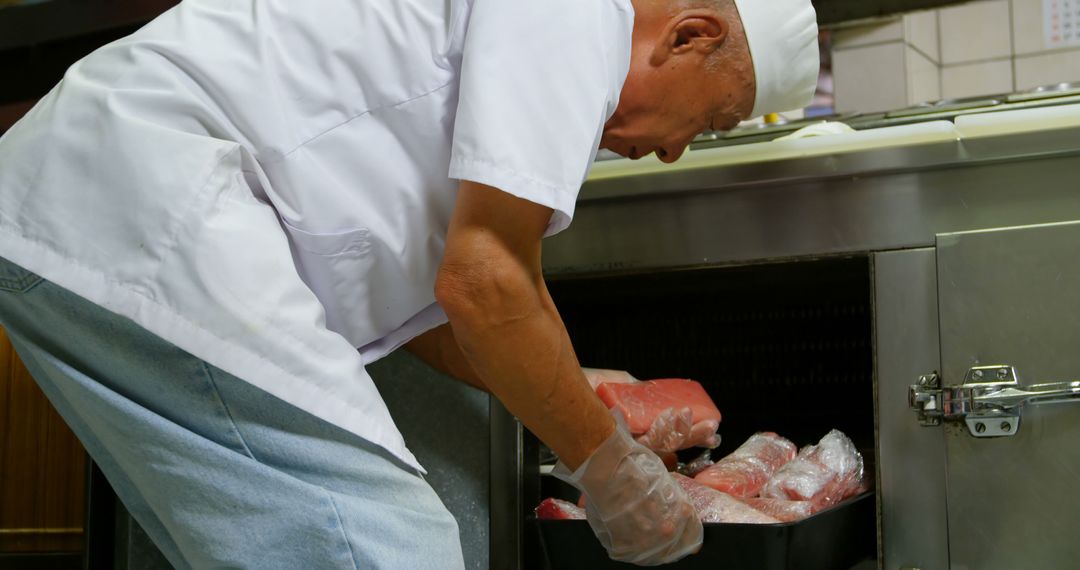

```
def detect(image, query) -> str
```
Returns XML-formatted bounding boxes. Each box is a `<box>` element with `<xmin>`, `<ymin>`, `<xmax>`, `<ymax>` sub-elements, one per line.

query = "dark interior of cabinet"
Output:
<box><xmin>547</xmin><ymin>255</ymin><xmax>875</xmax><ymax>463</ymax></box>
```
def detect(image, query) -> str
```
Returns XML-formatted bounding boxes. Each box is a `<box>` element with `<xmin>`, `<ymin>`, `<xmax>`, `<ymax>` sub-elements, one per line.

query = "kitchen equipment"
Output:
<box><xmin>500</xmin><ymin>257</ymin><xmax>878</xmax><ymax>570</ymax></box>
<box><xmin>909</xmin><ymin>365</ymin><xmax>1080</xmax><ymax>437</ymax></box>
<box><xmin>680</xmin><ymin>84</ymin><xmax>1080</xmax><ymax>148</ymax></box>
<box><xmin>491</xmin><ymin>95</ymin><xmax>1080</xmax><ymax>569</ymax></box>
<box><xmin>883</xmin><ymin>94</ymin><xmax>1003</xmax><ymax>118</ymax></box>
<box><xmin>1006</xmin><ymin>81</ymin><xmax>1080</xmax><ymax>103</ymax></box>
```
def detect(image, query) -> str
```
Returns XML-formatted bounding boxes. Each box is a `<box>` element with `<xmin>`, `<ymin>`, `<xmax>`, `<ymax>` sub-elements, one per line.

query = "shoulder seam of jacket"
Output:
<box><xmin>276</xmin><ymin>81</ymin><xmax>456</xmax><ymax>162</ymax></box>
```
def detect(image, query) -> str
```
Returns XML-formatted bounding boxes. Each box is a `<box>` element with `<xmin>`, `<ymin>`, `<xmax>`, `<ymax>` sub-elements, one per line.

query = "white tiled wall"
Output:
<box><xmin>905</xmin><ymin>10</ymin><xmax>941</xmax><ymax>62</ymax></box>
<box><xmin>833</xmin><ymin>42</ymin><xmax>910</xmax><ymax>112</ymax></box>
<box><xmin>939</xmin><ymin>0</ymin><xmax>1012</xmax><ymax>63</ymax></box>
<box><xmin>832</xmin><ymin>0</ymin><xmax>1080</xmax><ymax>111</ymax></box>
<box><xmin>941</xmin><ymin>59</ymin><xmax>1014</xmax><ymax>96</ymax></box>
<box><xmin>907</xmin><ymin>48</ymin><xmax>943</xmax><ymax>103</ymax></box>
<box><xmin>1010</xmin><ymin>0</ymin><xmax>1045</xmax><ymax>55</ymax></box>
<box><xmin>1015</xmin><ymin>49</ymin><xmax>1080</xmax><ymax>88</ymax></box>
<box><xmin>832</xmin><ymin>19</ymin><xmax>905</xmax><ymax>48</ymax></box>
<box><xmin>831</xmin><ymin>13</ymin><xmax>942</xmax><ymax>112</ymax></box>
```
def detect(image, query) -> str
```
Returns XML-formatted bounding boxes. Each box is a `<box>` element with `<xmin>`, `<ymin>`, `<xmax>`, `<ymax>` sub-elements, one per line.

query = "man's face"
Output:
<box><xmin>600</xmin><ymin>5</ymin><xmax>756</xmax><ymax>163</ymax></box>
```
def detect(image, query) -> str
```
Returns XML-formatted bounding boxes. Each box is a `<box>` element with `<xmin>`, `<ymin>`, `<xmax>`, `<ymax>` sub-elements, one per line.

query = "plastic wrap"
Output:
<box><xmin>635</xmin><ymin>406</ymin><xmax>722</xmax><ymax>453</ymax></box>
<box><xmin>596</xmin><ymin>379</ymin><xmax>722</xmax><ymax>435</ymax></box>
<box><xmin>672</xmin><ymin>474</ymin><xmax>780</xmax><ymax>524</ymax></box>
<box><xmin>581</xmin><ymin>367</ymin><xmax>638</xmax><ymax>390</ymax></box>
<box><xmin>693</xmin><ymin>432</ymin><xmax>797</xmax><ymax>498</ymax></box>
<box><xmin>761</xmin><ymin>429</ymin><xmax>864</xmax><ymax>510</ymax></box>
<box><xmin>743</xmin><ymin>497</ymin><xmax>815</xmax><ymax>522</ymax></box>
<box><xmin>536</xmin><ymin>498</ymin><xmax>587</xmax><ymax>520</ymax></box>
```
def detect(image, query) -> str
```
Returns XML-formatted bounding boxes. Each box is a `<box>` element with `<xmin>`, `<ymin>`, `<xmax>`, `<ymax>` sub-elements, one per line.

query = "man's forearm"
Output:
<box><xmin>436</xmin><ymin>180</ymin><xmax>616</xmax><ymax>470</ymax></box>
<box><xmin>437</xmin><ymin>264</ymin><xmax>615</xmax><ymax>471</ymax></box>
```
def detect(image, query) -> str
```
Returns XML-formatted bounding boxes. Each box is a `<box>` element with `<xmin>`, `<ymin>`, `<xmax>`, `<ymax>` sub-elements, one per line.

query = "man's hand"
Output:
<box><xmin>636</xmin><ymin>407</ymin><xmax>721</xmax><ymax>454</ymax></box>
<box><xmin>553</xmin><ymin>415</ymin><xmax>703</xmax><ymax>565</ymax></box>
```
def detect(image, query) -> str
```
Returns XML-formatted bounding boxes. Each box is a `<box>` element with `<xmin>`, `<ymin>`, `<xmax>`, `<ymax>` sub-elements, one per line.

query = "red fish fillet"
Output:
<box><xmin>596</xmin><ymin>379</ymin><xmax>722</xmax><ymax>435</ymax></box>
<box><xmin>535</xmin><ymin>498</ymin><xmax>586</xmax><ymax>520</ymax></box>
<box><xmin>693</xmin><ymin>432</ymin><xmax>797</xmax><ymax>498</ymax></box>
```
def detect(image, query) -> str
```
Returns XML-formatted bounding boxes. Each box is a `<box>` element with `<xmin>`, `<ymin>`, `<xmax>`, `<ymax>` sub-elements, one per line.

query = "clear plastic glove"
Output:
<box><xmin>582</xmin><ymin>368</ymin><xmax>721</xmax><ymax>453</ymax></box>
<box><xmin>635</xmin><ymin>407</ymin><xmax>721</xmax><ymax>454</ymax></box>
<box><xmin>552</xmin><ymin>416</ymin><xmax>703</xmax><ymax>566</ymax></box>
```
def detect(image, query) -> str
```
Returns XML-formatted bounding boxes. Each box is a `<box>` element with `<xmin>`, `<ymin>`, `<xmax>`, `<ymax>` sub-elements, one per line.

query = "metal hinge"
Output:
<box><xmin>909</xmin><ymin>365</ymin><xmax>1080</xmax><ymax>437</ymax></box>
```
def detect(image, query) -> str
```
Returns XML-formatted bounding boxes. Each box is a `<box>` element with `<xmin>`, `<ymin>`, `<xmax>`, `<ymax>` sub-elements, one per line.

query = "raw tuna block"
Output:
<box><xmin>672</xmin><ymin>474</ymin><xmax>780</xmax><ymax>524</ymax></box>
<box><xmin>596</xmin><ymin>379</ymin><xmax>722</xmax><ymax>435</ymax></box>
<box><xmin>761</xmin><ymin>429</ymin><xmax>864</xmax><ymax>510</ymax></box>
<box><xmin>743</xmin><ymin>497</ymin><xmax>815</xmax><ymax>522</ymax></box>
<box><xmin>693</xmin><ymin>432</ymin><xmax>797</xmax><ymax>498</ymax></box>
<box><xmin>535</xmin><ymin>498</ymin><xmax>586</xmax><ymax>520</ymax></box>
<box><xmin>660</xmin><ymin>451</ymin><xmax>679</xmax><ymax>471</ymax></box>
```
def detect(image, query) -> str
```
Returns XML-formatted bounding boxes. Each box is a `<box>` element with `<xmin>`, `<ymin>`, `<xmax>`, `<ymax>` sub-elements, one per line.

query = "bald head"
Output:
<box><xmin>599</xmin><ymin>0</ymin><xmax>756</xmax><ymax>162</ymax></box>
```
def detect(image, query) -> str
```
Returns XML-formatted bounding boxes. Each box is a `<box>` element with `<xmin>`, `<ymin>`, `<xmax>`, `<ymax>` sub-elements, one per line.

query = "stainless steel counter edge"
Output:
<box><xmin>543</xmin><ymin>126</ymin><xmax>1080</xmax><ymax>276</ymax></box>
<box><xmin>577</xmin><ymin>125</ymin><xmax>1080</xmax><ymax>203</ymax></box>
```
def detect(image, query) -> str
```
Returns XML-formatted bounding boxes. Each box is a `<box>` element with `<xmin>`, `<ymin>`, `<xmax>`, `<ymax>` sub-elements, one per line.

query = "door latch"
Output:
<box><xmin>909</xmin><ymin>365</ymin><xmax>1080</xmax><ymax>437</ymax></box>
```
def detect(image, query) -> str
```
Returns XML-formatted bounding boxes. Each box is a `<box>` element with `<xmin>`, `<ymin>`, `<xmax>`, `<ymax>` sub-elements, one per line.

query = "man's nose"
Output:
<box><xmin>656</xmin><ymin>142</ymin><xmax>688</xmax><ymax>163</ymax></box>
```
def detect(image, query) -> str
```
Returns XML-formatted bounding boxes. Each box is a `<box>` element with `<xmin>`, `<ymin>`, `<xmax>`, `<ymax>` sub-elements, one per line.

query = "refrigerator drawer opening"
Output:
<box><xmin>528</xmin><ymin>256</ymin><xmax>876</xmax><ymax>569</ymax></box>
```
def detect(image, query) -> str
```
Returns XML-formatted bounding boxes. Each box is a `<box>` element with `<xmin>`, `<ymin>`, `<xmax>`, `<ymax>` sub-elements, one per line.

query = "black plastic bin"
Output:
<box><xmin>533</xmin><ymin>492</ymin><xmax>875</xmax><ymax>570</ymax></box>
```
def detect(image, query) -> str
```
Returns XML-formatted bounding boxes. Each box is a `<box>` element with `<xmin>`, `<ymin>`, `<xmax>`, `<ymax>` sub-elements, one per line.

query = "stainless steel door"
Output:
<box><xmin>936</xmin><ymin>220</ymin><xmax>1080</xmax><ymax>569</ymax></box>
<box><xmin>875</xmin><ymin>248</ymin><xmax>949</xmax><ymax>570</ymax></box>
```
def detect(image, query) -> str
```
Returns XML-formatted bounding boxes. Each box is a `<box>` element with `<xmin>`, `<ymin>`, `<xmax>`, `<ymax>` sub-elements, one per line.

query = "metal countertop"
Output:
<box><xmin>543</xmin><ymin>112</ymin><xmax>1080</xmax><ymax>277</ymax></box>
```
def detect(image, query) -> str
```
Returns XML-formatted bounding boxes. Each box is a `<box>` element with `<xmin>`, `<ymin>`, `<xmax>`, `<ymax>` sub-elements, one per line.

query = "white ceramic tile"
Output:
<box><xmin>907</xmin><ymin>47</ymin><xmax>942</xmax><ymax>104</ymax></box>
<box><xmin>832</xmin><ymin>42</ymin><xmax>909</xmax><ymax>112</ymax></box>
<box><xmin>939</xmin><ymin>0</ymin><xmax>1012</xmax><ymax>64</ymax></box>
<box><xmin>1011</xmin><ymin>0</ymin><xmax>1045</xmax><ymax>55</ymax></box>
<box><xmin>1014</xmin><ymin>48</ymin><xmax>1080</xmax><ymax>89</ymax></box>
<box><xmin>941</xmin><ymin>59</ymin><xmax>1014</xmax><ymax>98</ymax></box>
<box><xmin>832</xmin><ymin>18</ymin><xmax>905</xmax><ymax>49</ymax></box>
<box><xmin>904</xmin><ymin>10</ymin><xmax>941</xmax><ymax>62</ymax></box>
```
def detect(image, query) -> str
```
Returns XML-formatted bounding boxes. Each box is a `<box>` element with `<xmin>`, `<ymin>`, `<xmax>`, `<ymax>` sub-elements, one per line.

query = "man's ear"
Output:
<box><xmin>651</xmin><ymin>10</ymin><xmax>729</xmax><ymax>65</ymax></box>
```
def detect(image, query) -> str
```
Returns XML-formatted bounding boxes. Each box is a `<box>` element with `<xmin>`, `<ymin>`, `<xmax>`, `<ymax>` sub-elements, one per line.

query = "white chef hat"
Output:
<box><xmin>731</xmin><ymin>0</ymin><xmax>820</xmax><ymax>118</ymax></box>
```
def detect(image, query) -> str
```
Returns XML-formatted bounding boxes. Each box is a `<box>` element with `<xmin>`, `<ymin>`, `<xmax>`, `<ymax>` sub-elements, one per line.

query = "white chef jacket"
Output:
<box><xmin>0</xmin><ymin>0</ymin><xmax>633</xmax><ymax>472</ymax></box>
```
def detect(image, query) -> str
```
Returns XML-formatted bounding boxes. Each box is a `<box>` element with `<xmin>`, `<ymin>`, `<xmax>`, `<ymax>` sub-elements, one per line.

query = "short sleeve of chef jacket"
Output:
<box><xmin>449</xmin><ymin>0</ymin><xmax>634</xmax><ymax>236</ymax></box>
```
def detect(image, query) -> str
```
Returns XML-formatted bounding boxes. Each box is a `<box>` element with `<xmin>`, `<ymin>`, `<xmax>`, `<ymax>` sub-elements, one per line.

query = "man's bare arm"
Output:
<box><xmin>434</xmin><ymin>181</ymin><xmax>614</xmax><ymax>470</ymax></box>
<box><xmin>404</xmin><ymin>324</ymin><xmax>488</xmax><ymax>392</ymax></box>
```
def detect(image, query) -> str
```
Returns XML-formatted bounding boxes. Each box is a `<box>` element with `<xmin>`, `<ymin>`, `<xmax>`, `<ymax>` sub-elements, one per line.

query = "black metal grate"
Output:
<box><xmin>547</xmin><ymin>256</ymin><xmax>874</xmax><ymax>458</ymax></box>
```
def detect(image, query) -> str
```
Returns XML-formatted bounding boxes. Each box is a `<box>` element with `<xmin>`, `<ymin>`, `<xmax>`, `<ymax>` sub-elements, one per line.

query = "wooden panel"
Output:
<box><xmin>0</xmin><ymin>100</ymin><xmax>36</xmax><ymax>134</ymax></box>
<box><xmin>0</xmin><ymin>326</ymin><xmax>86</xmax><ymax>553</ymax></box>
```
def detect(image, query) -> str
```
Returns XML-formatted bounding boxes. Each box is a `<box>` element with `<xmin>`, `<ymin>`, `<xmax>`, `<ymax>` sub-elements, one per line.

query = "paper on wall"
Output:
<box><xmin>1045</xmin><ymin>0</ymin><xmax>1080</xmax><ymax>49</ymax></box>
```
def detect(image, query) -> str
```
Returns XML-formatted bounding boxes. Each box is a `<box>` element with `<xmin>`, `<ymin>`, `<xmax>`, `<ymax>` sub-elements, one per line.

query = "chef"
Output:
<box><xmin>0</xmin><ymin>0</ymin><xmax>818</xmax><ymax>566</ymax></box>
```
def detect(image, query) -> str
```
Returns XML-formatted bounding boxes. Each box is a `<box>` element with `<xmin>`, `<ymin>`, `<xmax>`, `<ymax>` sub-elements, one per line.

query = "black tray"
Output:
<box><xmin>533</xmin><ymin>492</ymin><xmax>875</xmax><ymax>570</ymax></box>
